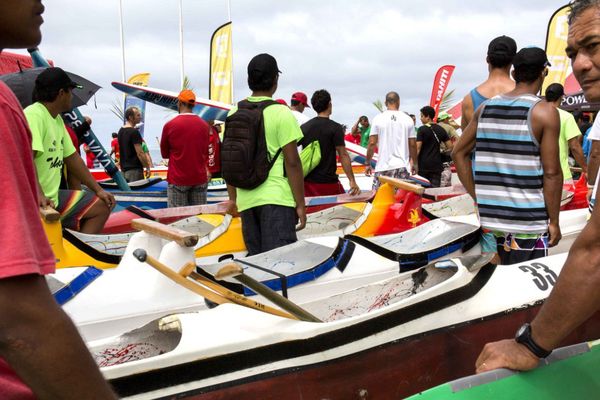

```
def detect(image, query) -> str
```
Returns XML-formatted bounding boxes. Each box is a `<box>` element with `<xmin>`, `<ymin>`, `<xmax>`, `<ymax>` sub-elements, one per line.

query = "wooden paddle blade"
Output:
<box><xmin>40</xmin><ymin>207</ymin><xmax>60</xmax><ymax>222</ymax></box>
<box><xmin>377</xmin><ymin>175</ymin><xmax>424</xmax><ymax>195</ymax></box>
<box><xmin>178</xmin><ymin>262</ymin><xmax>197</xmax><ymax>278</ymax></box>
<box><xmin>131</xmin><ymin>218</ymin><xmax>199</xmax><ymax>247</ymax></box>
<box><xmin>215</xmin><ymin>263</ymin><xmax>243</xmax><ymax>280</ymax></box>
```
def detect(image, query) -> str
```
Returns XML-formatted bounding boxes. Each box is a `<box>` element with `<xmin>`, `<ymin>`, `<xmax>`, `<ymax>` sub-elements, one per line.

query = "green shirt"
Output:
<box><xmin>359</xmin><ymin>125</ymin><xmax>371</xmax><ymax>147</ymax></box>
<box><xmin>228</xmin><ymin>96</ymin><xmax>303</xmax><ymax>212</ymax></box>
<box><xmin>557</xmin><ymin>108</ymin><xmax>581</xmax><ymax>181</ymax></box>
<box><xmin>25</xmin><ymin>102</ymin><xmax>76</xmax><ymax>205</ymax></box>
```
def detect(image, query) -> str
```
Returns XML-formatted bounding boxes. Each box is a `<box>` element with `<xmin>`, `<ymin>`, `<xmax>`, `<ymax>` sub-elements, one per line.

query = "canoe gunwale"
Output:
<box><xmin>195</xmin><ymin>238</ymin><xmax>356</xmax><ymax>297</ymax></box>
<box><xmin>345</xmin><ymin>227</ymin><xmax>481</xmax><ymax>271</ymax></box>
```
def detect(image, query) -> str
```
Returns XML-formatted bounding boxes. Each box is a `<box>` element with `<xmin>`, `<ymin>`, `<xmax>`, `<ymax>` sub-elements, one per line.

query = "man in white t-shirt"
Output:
<box><xmin>290</xmin><ymin>91</ymin><xmax>310</xmax><ymax>126</ymax></box>
<box><xmin>365</xmin><ymin>91</ymin><xmax>417</xmax><ymax>188</ymax></box>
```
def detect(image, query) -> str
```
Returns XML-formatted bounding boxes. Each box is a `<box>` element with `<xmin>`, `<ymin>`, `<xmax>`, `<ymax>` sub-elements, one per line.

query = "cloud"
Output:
<box><xmin>23</xmin><ymin>0</ymin><xmax>568</xmax><ymax>151</ymax></box>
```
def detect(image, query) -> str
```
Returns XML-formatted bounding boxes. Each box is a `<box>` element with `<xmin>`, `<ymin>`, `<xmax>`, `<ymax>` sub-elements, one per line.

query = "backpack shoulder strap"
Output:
<box><xmin>237</xmin><ymin>99</ymin><xmax>278</xmax><ymax>110</ymax></box>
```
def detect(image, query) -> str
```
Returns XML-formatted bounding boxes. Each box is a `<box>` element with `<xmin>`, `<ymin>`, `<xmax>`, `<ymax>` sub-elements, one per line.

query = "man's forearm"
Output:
<box><xmin>65</xmin><ymin>155</ymin><xmax>103</xmax><ymax>194</ymax></box>
<box><xmin>408</xmin><ymin>139</ymin><xmax>417</xmax><ymax>170</ymax></box>
<box><xmin>588</xmin><ymin>141</ymin><xmax>600</xmax><ymax>184</ymax></box>
<box><xmin>339</xmin><ymin>151</ymin><xmax>357</xmax><ymax>184</ymax></box>
<box><xmin>365</xmin><ymin>143</ymin><xmax>375</xmax><ymax>165</ymax></box>
<box><xmin>285</xmin><ymin>160</ymin><xmax>305</xmax><ymax>207</ymax></box>
<box><xmin>543</xmin><ymin>171</ymin><xmax>563</xmax><ymax>224</ymax></box>
<box><xmin>0</xmin><ymin>275</ymin><xmax>117</xmax><ymax>399</ymax></box>
<box><xmin>531</xmin><ymin>210</ymin><xmax>600</xmax><ymax>350</ymax></box>
<box><xmin>453</xmin><ymin>154</ymin><xmax>475</xmax><ymax>199</ymax></box>
<box><xmin>569</xmin><ymin>139</ymin><xmax>588</xmax><ymax>173</ymax></box>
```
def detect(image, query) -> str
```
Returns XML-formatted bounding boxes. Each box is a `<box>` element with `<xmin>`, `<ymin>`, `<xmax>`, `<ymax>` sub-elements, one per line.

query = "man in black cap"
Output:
<box><xmin>453</xmin><ymin>47</ymin><xmax>562</xmax><ymax>265</ymax></box>
<box><xmin>476</xmin><ymin>0</ymin><xmax>600</xmax><ymax>373</ymax></box>
<box><xmin>225</xmin><ymin>53</ymin><xmax>306</xmax><ymax>255</ymax></box>
<box><xmin>24</xmin><ymin>67</ymin><xmax>115</xmax><ymax>233</ymax></box>
<box><xmin>461</xmin><ymin>35</ymin><xmax>517</xmax><ymax>130</ymax></box>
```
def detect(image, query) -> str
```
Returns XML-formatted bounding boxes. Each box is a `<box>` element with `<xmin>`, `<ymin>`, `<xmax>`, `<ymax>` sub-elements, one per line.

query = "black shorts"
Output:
<box><xmin>240</xmin><ymin>204</ymin><xmax>298</xmax><ymax>256</ymax></box>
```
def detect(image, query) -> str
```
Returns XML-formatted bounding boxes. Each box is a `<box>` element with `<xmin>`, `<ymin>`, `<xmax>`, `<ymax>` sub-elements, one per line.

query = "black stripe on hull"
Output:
<box><xmin>345</xmin><ymin>229</ymin><xmax>480</xmax><ymax>272</ymax></box>
<box><xmin>62</xmin><ymin>229</ymin><xmax>122</xmax><ymax>266</ymax></box>
<box><xmin>109</xmin><ymin>263</ymin><xmax>496</xmax><ymax>397</ymax></box>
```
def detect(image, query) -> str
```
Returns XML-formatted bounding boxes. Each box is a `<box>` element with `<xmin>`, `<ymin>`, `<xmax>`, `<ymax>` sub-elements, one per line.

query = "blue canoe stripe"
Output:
<box><xmin>53</xmin><ymin>266</ymin><xmax>103</xmax><ymax>306</ymax></box>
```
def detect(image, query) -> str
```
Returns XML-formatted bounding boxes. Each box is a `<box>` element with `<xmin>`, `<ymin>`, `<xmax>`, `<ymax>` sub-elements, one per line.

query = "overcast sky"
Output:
<box><xmin>9</xmin><ymin>0</ymin><xmax>569</xmax><ymax>151</ymax></box>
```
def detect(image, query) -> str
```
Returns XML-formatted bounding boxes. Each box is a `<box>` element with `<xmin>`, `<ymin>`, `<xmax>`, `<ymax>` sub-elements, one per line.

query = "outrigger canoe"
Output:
<box><xmin>102</xmin><ymin>190</ymin><xmax>376</xmax><ymax>235</ymax></box>
<box><xmin>52</xmin><ymin>177</ymin><xmax>427</xmax><ymax>267</ymax></box>
<box><xmin>88</xmin><ymin>252</ymin><xmax>600</xmax><ymax>399</ymax></box>
<box><xmin>408</xmin><ymin>340</ymin><xmax>600</xmax><ymax>399</ymax></box>
<box><xmin>52</xmin><ymin>213</ymin><xmax>481</xmax><ymax>341</ymax></box>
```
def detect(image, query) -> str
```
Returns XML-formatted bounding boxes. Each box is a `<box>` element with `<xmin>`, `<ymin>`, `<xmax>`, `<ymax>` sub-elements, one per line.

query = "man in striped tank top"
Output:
<box><xmin>453</xmin><ymin>47</ymin><xmax>562</xmax><ymax>264</ymax></box>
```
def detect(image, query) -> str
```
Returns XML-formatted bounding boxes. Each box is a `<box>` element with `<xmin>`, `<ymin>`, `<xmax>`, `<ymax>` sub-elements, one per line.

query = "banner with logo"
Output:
<box><xmin>429</xmin><ymin>65</ymin><xmax>455</xmax><ymax>121</ymax></box>
<box><xmin>543</xmin><ymin>4</ymin><xmax>572</xmax><ymax>93</ymax></box>
<box><xmin>124</xmin><ymin>72</ymin><xmax>150</xmax><ymax>136</ymax></box>
<box><xmin>209</xmin><ymin>21</ymin><xmax>233</xmax><ymax>105</ymax></box>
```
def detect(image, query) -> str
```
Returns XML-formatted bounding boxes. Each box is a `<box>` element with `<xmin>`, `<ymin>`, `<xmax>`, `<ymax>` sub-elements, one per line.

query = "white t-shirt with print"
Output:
<box><xmin>370</xmin><ymin>110</ymin><xmax>416</xmax><ymax>172</ymax></box>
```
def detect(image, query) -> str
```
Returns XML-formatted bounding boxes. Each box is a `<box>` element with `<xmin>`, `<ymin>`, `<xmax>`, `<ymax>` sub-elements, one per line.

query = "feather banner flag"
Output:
<box><xmin>209</xmin><ymin>22</ymin><xmax>233</xmax><ymax>105</ymax></box>
<box><xmin>429</xmin><ymin>65</ymin><xmax>455</xmax><ymax>121</ymax></box>
<box><xmin>124</xmin><ymin>72</ymin><xmax>150</xmax><ymax>136</ymax></box>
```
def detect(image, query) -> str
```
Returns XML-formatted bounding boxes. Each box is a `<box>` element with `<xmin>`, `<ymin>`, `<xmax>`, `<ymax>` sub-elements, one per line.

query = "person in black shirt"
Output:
<box><xmin>417</xmin><ymin>106</ymin><xmax>453</xmax><ymax>187</ymax></box>
<box><xmin>118</xmin><ymin>106</ymin><xmax>150</xmax><ymax>182</ymax></box>
<box><xmin>299</xmin><ymin>89</ymin><xmax>360</xmax><ymax>196</ymax></box>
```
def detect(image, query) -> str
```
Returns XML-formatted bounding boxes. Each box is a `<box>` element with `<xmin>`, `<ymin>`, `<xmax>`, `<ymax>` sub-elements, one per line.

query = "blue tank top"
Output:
<box><xmin>470</xmin><ymin>88</ymin><xmax>488</xmax><ymax>111</ymax></box>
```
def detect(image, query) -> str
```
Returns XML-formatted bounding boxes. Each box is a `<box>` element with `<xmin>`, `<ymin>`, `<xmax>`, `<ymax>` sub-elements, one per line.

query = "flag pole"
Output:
<box><xmin>118</xmin><ymin>0</ymin><xmax>126</xmax><ymax>82</ymax></box>
<box><xmin>227</xmin><ymin>0</ymin><xmax>234</xmax><ymax>103</ymax></box>
<box><xmin>179</xmin><ymin>0</ymin><xmax>185</xmax><ymax>89</ymax></box>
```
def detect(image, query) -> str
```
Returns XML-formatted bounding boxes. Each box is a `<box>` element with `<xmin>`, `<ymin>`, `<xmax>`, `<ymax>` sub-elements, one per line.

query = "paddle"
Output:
<box><xmin>215</xmin><ymin>263</ymin><xmax>322</xmax><ymax>323</ymax></box>
<box><xmin>39</xmin><ymin>207</ymin><xmax>60</xmax><ymax>222</ymax></box>
<box><xmin>132</xmin><ymin>249</ymin><xmax>297</xmax><ymax>320</ymax></box>
<box><xmin>377</xmin><ymin>175</ymin><xmax>425</xmax><ymax>195</ymax></box>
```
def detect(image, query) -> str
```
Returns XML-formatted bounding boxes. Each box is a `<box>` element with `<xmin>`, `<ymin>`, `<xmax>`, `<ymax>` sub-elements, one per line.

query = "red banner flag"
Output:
<box><xmin>429</xmin><ymin>65</ymin><xmax>455</xmax><ymax>121</ymax></box>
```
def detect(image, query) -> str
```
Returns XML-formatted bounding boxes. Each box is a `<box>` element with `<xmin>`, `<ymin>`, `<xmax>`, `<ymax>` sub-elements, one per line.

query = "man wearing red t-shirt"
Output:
<box><xmin>0</xmin><ymin>1</ymin><xmax>116</xmax><ymax>399</ymax></box>
<box><xmin>109</xmin><ymin>132</ymin><xmax>120</xmax><ymax>165</ymax></box>
<box><xmin>160</xmin><ymin>89</ymin><xmax>210</xmax><ymax>207</ymax></box>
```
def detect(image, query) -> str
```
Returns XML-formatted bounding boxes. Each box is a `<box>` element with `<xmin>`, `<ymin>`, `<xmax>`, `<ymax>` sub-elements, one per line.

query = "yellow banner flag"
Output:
<box><xmin>127</xmin><ymin>72</ymin><xmax>151</xmax><ymax>87</ymax></box>
<box><xmin>543</xmin><ymin>4</ymin><xmax>570</xmax><ymax>93</ymax></box>
<box><xmin>210</xmin><ymin>22</ymin><xmax>233</xmax><ymax>105</ymax></box>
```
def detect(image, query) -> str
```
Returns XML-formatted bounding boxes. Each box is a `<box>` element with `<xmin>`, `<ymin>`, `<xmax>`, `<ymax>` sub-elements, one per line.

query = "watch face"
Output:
<box><xmin>516</xmin><ymin>323</ymin><xmax>528</xmax><ymax>340</ymax></box>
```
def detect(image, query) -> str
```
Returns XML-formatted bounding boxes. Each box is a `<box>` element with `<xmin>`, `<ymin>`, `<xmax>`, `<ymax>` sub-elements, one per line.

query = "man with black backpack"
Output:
<box><xmin>417</xmin><ymin>106</ymin><xmax>453</xmax><ymax>187</ymax></box>
<box><xmin>223</xmin><ymin>53</ymin><xmax>306</xmax><ymax>256</ymax></box>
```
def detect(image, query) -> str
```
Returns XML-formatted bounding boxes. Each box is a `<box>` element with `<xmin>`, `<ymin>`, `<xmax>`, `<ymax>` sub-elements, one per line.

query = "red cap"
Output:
<box><xmin>291</xmin><ymin>92</ymin><xmax>310</xmax><ymax>108</ymax></box>
<box><xmin>178</xmin><ymin>89</ymin><xmax>196</xmax><ymax>105</ymax></box>
<box><xmin>275</xmin><ymin>98</ymin><xmax>288</xmax><ymax>106</ymax></box>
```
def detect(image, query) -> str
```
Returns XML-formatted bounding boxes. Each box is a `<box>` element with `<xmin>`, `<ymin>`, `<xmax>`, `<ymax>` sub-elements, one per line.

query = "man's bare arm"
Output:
<box><xmin>568</xmin><ymin>136</ymin><xmax>588</xmax><ymax>174</ymax></box>
<box><xmin>282</xmin><ymin>141</ymin><xmax>306</xmax><ymax>230</ymax></box>
<box><xmin>0</xmin><ymin>275</ymin><xmax>117</xmax><ymax>399</ymax></box>
<box><xmin>336</xmin><ymin>146</ymin><xmax>360</xmax><ymax>195</ymax></box>
<box><xmin>408</xmin><ymin>138</ymin><xmax>418</xmax><ymax>174</ymax></box>
<box><xmin>535</xmin><ymin>103</ymin><xmax>562</xmax><ymax>246</ymax></box>
<box><xmin>461</xmin><ymin>94</ymin><xmax>474</xmax><ymax>131</ymax></box>
<box><xmin>452</xmin><ymin>107</ymin><xmax>480</xmax><ymax>199</ymax></box>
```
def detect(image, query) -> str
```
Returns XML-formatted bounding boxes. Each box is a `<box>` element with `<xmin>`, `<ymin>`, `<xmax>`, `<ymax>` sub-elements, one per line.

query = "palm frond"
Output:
<box><xmin>373</xmin><ymin>99</ymin><xmax>384</xmax><ymax>113</ymax></box>
<box><xmin>439</xmin><ymin>88</ymin><xmax>456</xmax><ymax>112</ymax></box>
<box><xmin>110</xmin><ymin>99</ymin><xmax>125</xmax><ymax>121</ymax></box>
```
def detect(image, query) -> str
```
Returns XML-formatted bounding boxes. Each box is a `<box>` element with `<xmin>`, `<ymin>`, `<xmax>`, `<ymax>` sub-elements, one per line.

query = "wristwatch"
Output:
<box><xmin>515</xmin><ymin>323</ymin><xmax>552</xmax><ymax>358</ymax></box>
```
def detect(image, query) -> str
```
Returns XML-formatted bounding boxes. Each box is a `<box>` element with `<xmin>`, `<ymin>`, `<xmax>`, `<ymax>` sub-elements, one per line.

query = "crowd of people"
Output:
<box><xmin>3</xmin><ymin>0</ymin><xmax>600</xmax><ymax>398</ymax></box>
